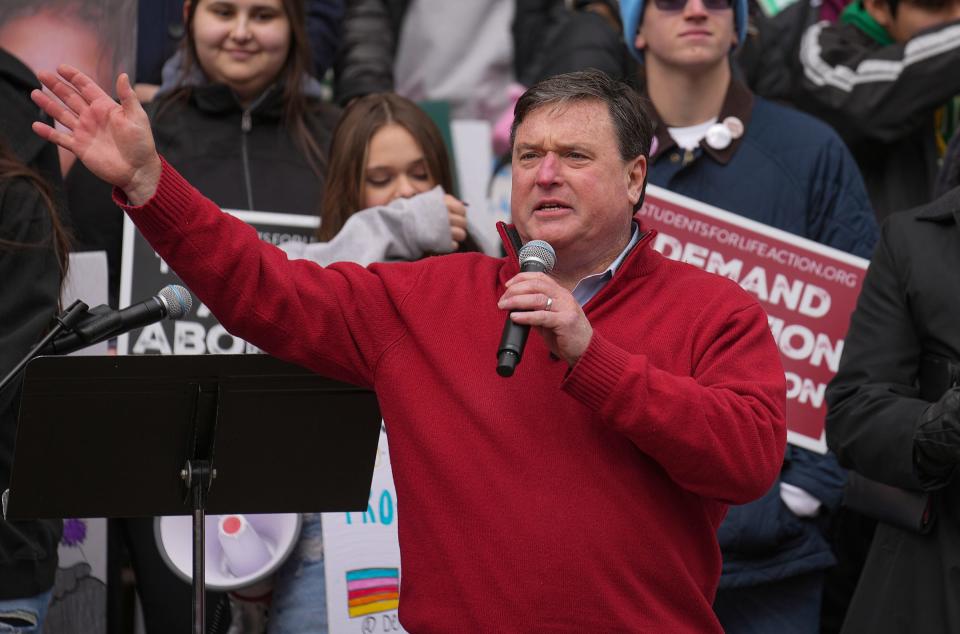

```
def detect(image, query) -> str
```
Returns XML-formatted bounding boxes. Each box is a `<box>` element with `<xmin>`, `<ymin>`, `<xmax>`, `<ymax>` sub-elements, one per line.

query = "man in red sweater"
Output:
<box><xmin>32</xmin><ymin>66</ymin><xmax>786</xmax><ymax>631</ymax></box>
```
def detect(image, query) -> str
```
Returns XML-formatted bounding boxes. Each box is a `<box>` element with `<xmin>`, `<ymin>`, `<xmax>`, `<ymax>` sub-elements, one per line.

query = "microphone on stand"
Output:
<box><xmin>42</xmin><ymin>284</ymin><xmax>193</xmax><ymax>355</ymax></box>
<box><xmin>496</xmin><ymin>240</ymin><xmax>557</xmax><ymax>377</ymax></box>
<box><xmin>0</xmin><ymin>285</ymin><xmax>192</xmax><ymax>392</ymax></box>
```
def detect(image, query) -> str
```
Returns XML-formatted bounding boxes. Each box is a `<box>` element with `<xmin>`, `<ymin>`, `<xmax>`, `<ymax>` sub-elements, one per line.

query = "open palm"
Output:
<box><xmin>32</xmin><ymin>65</ymin><xmax>161</xmax><ymax>204</ymax></box>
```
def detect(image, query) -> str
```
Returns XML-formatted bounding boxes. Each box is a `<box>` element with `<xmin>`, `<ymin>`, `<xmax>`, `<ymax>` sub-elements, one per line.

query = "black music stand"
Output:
<box><xmin>3</xmin><ymin>354</ymin><xmax>383</xmax><ymax>634</ymax></box>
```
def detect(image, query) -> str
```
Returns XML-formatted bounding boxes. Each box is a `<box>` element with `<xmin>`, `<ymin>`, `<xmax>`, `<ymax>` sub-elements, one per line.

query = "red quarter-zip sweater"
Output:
<box><xmin>121</xmin><ymin>160</ymin><xmax>786</xmax><ymax>632</ymax></box>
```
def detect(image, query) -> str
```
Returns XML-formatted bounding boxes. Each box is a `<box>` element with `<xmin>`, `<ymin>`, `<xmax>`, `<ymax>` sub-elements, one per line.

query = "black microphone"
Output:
<box><xmin>497</xmin><ymin>240</ymin><xmax>557</xmax><ymax>377</ymax></box>
<box><xmin>43</xmin><ymin>284</ymin><xmax>193</xmax><ymax>355</ymax></box>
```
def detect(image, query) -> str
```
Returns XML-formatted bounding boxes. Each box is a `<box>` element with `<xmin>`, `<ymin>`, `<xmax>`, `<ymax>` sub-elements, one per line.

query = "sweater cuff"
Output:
<box><xmin>561</xmin><ymin>332</ymin><xmax>632</xmax><ymax>412</ymax></box>
<box><xmin>406</xmin><ymin>186</ymin><xmax>451</xmax><ymax>253</ymax></box>
<box><xmin>112</xmin><ymin>156</ymin><xmax>200</xmax><ymax>233</ymax></box>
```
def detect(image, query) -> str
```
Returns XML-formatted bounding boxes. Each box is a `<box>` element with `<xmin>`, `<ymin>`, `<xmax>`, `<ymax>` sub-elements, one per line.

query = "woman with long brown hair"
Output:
<box><xmin>281</xmin><ymin>91</ymin><xmax>483</xmax><ymax>267</ymax></box>
<box><xmin>67</xmin><ymin>0</ymin><xmax>340</xmax><ymax>309</ymax></box>
<box><xmin>271</xmin><ymin>92</ymin><xmax>481</xmax><ymax>634</ymax></box>
<box><xmin>153</xmin><ymin>0</ymin><xmax>335</xmax><ymax>201</ymax></box>
<box><xmin>0</xmin><ymin>137</ymin><xmax>69</xmax><ymax>632</ymax></box>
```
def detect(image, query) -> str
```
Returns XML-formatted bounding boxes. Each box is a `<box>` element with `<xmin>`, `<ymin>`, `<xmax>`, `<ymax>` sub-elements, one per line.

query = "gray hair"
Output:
<box><xmin>510</xmin><ymin>69</ymin><xmax>655</xmax><ymax>163</ymax></box>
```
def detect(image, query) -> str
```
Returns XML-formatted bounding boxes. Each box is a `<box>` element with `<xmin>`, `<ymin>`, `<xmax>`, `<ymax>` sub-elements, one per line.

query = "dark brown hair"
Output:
<box><xmin>511</xmin><ymin>69</ymin><xmax>654</xmax><ymax>163</ymax></box>
<box><xmin>169</xmin><ymin>0</ymin><xmax>325</xmax><ymax>174</ymax></box>
<box><xmin>0</xmin><ymin>140</ymin><xmax>70</xmax><ymax>282</ymax></box>
<box><xmin>511</xmin><ymin>69</ymin><xmax>654</xmax><ymax>210</ymax></box>
<box><xmin>318</xmin><ymin>93</ymin><xmax>456</xmax><ymax>241</ymax></box>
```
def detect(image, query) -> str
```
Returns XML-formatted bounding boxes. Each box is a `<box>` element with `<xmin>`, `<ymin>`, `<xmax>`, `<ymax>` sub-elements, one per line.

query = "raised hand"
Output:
<box><xmin>31</xmin><ymin>65</ymin><xmax>162</xmax><ymax>205</ymax></box>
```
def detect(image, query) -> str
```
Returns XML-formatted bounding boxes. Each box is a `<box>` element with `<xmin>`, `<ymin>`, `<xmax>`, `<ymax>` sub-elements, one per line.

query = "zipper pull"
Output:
<box><xmin>241</xmin><ymin>110</ymin><xmax>252</xmax><ymax>133</ymax></box>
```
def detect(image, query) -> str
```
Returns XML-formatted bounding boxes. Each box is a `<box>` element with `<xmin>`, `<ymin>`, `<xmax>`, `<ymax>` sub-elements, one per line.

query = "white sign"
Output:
<box><xmin>323</xmin><ymin>425</ymin><xmax>406</xmax><ymax>634</ymax></box>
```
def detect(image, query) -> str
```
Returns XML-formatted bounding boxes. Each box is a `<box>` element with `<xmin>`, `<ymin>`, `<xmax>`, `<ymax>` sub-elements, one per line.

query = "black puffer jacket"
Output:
<box><xmin>147</xmin><ymin>84</ymin><xmax>339</xmax><ymax>212</ymax></box>
<box><xmin>522</xmin><ymin>5</ymin><xmax>637</xmax><ymax>87</ymax></box>
<box><xmin>826</xmin><ymin>186</ymin><xmax>960</xmax><ymax>633</ymax></box>
<box><xmin>0</xmin><ymin>48</ymin><xmax>64</xmax><ymax>599</ymax></box>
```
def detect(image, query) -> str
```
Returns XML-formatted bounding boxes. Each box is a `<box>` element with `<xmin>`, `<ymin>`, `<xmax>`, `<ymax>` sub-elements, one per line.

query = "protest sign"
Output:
<box><xmin>638</xmin><ymin>185</ymin><xmax>870</xmax><ymax>453</ymax></box>
<box><xmin>118</xmin><ymin>211</ymin><xmax>318</xmax><ymax>355</ymax></box>
<box><xmin>323</xmin><ymin>426</ymin><xmax>406</xmax><ymax>633</ymax></box>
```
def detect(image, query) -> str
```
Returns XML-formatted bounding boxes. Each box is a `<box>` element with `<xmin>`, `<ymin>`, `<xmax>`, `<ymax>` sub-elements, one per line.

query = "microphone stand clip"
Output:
<box><xmin>0</xmin><ymin>299</ymin><xmax>91</xmax><ymax>392</ymax></box>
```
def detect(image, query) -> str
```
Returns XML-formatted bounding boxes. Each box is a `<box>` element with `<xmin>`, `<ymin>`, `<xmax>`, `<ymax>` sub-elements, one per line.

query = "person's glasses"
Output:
<box><xmin>652</xmin><ymin>0</ymin><xmax>733</xmax><ymax>11</ymax></box>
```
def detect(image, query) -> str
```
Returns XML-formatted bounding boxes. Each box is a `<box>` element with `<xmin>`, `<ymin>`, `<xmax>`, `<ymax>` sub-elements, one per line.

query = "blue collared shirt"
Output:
<box><xmin>571</xmin><ymin>223</ymin><xmax>641</xmax><ymax>307</ymax></box>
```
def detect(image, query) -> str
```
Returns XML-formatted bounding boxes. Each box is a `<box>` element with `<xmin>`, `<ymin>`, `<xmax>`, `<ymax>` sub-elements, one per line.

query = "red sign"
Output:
<box><xmin>639</xmin><ymin>186</ymin><xmax>869</xmax><ymax>453</ymax></box>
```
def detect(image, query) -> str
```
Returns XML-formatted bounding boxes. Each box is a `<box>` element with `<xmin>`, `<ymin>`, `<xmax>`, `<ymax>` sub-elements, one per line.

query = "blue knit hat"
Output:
<box><xmin>621</xmin><ymin>0</ymin><xmax>749</xmax><ymax>62</ymax></box>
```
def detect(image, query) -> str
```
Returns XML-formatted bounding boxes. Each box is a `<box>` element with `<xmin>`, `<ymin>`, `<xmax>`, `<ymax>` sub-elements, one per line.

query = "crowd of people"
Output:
<box><xmin>2</xmin><ymin>0</ymin><xmax>959</xmax><ymax>632</ymax></box>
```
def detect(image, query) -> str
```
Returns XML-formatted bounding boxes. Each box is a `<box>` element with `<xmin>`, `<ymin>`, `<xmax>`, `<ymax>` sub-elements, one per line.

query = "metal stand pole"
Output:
<box><xmin>183</xmin><ymin>460</ymin><xmax>215</xmax><ymax>634</ymax></box>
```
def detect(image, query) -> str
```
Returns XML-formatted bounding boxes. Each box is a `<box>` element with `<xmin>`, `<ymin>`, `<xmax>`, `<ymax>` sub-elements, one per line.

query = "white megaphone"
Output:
<box><xmin>155</xmin><ymin>513</ymin><xmax>302</xmax><ymax>596</ymax></box>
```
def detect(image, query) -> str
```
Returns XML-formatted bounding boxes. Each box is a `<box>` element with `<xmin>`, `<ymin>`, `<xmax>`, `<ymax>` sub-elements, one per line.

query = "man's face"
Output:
<box><xmin>634</xmin><ymin>0</ymin><xmax>738</xmax><ymax>71</ymax></box>
<box><xmin>510</xmin><ymin>100</ymin><xmax>645</xmax><ymax>260</ymax></box>
<box><xmin>866</xmin><ymin>0</ymin><xmax>960</xmax><ymax>42</ymax></box>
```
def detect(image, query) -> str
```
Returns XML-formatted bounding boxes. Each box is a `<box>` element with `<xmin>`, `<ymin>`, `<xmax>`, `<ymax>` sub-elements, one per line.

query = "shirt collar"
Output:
<box><xmin>572</xmin><ymin>222</ymin><xmax>642</xmax><ymax>306</ymax></box>
<box><xmin>915</xmin><ymin>186</ymin><xmax>960</xmax><ymax>224</ymax></box>
<box><xmin>650</xmin><ymin>79</ymin><xmax>755</xmax><ymax>165</ymax></box>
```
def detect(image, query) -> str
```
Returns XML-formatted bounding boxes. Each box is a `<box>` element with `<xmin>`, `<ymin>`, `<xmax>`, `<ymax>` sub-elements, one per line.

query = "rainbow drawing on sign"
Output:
<box><xmin>346</xmin><ymin>567</ymin><xmax>400</xmax><ymax>617</ymax></box>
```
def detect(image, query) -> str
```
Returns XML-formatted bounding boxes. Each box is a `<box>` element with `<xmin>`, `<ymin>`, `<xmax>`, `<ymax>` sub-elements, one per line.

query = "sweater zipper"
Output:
<box><xmin>238</xmin><ymin>88</ymin><xmax>272</xmax><ymax>211</ymax></box>
<box><xmin>240</xmin><ymin>109</ymin><xmax>254</xmax><ymax>210</ymax></box>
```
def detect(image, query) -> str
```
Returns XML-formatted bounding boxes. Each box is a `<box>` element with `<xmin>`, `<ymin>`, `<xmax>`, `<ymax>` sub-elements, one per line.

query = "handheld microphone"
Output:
<box><xmin>43</xmin><ymin>284</ymin><xmax>193</xmax><ymax>355</ymax></box>
<box><xmin>496</xmin><ymin>240</ymin><xmax>556</xmax><ymax>377</ymax></box>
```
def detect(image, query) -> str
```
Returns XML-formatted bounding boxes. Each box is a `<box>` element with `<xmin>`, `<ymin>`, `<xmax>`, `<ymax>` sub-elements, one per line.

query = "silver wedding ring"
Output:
<box><xmin>544</xmin><ymin>296</ymin><xmax>554</xmax><ymax>311</ymax></box>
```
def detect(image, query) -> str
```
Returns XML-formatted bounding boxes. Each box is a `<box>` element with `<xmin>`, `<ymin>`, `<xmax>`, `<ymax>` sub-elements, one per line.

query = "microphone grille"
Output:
<box><xmin>158</xmin><ymin>284</ymin><xmax>193</xmax><ymax>320</ymax></box>
<box><xmin>518</xmin><ymin>240</ymin><xmax>556</xmax><ymax>273</ymax></box>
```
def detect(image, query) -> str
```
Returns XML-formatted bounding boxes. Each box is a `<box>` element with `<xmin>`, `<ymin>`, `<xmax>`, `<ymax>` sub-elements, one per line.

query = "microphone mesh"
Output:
<box><xmin>158</xmin><ymin>284</ymin><xmax>193</xmax><ymax>319</ymax></box>
<box><xmin>518</xmin><ymin>240</ymin><xmax>556</xmax><ymax>273</ymax></box>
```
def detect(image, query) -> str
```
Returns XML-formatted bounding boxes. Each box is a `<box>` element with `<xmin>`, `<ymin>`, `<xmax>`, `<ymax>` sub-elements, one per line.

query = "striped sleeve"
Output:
<box><xmin>798</xmin><ymin>20</ymin><xmax>960</xmax><ymax>143</ymax></box>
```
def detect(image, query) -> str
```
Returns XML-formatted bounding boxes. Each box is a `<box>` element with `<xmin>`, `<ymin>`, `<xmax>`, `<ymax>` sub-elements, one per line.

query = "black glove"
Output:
<box><xmin>914</xmin><ymin>387</ymin><xmax>960</xmax><ymax>484</ymax></box>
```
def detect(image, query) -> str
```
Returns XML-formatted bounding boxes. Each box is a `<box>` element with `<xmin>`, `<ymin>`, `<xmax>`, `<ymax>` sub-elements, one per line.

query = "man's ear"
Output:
<box><xmin>626</xmin><ymin>155</ymin><xmax>647</xmax><ymax>205</ymax></box>
<box><xmin>863</xmin><ymin>0</ymin><xmax>895</xmax><ymax>30</ymax></box>
<box><xmin>183</xmin><ymin>0</ymin><xmax>193</xmax><ymax>26</ymax></box>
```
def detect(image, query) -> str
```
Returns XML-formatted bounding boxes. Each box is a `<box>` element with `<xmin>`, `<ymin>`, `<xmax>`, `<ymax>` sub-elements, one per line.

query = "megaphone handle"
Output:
<box><xmin>182</xmin><ymin>460</ymin><xmax>216</xmax><ymax>634</ymax></box>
